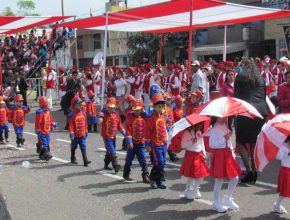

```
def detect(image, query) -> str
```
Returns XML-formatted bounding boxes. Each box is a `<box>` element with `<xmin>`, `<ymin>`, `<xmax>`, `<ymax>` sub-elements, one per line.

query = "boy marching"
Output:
<box><xmin>98</xmin><ymin>98</ymin><xmax>126</xmax><ymax>173</ymax></box>
<box><xmin>123</xmin><ymin>101</ymin><xmax>149</xmax><ymax>183</ymax></box>
<box><xmin>146</xmin><ymin>93</ymin><xmax>168</xmax><ymax>189</ymax></box>
<box><xmin>68</xmin><ymin>96</ymin><xmax>91</xmax><ymax>166</ymax></box>
<box><xmin>0</xmin><ymin>96</ymin><xmax>9</xmax><ymax>144</ymax></box>
<box><xmin>9</xmin><ymin>94</ymin><xmax>30</xmax><ymax>147</ymax></box>
<box><xmin>35</xmin><ymin>97</ymin><xmax>54</xmax><ymax>161</ymax></box>
<box><xmin>86</xmin><ymin>90</ymin><xmax>98</xmax><ymax>133</ymax></box>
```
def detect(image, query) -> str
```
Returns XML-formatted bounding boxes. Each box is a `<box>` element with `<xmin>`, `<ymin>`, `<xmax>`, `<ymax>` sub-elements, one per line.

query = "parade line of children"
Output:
<box><xmin>0</xmin><ymin>84</ymin><xmax>289</xmax><ymax>215</ymax></box>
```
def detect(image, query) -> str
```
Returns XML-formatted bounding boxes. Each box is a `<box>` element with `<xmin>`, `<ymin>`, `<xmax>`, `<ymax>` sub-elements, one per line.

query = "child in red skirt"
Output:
<box><xmin>180</xmin><ymin>122</ymin><xmax>210</xmax><ymax>200</ymax></box>
<box><xmin>209</xmin><ymin>117</ymin><xmax>241</xmax><ymax>213</ymax></box>
<box><xmin>273</xmin><ymin>136</ymin><xmax>290</xmax><ymax>214</ymax></box>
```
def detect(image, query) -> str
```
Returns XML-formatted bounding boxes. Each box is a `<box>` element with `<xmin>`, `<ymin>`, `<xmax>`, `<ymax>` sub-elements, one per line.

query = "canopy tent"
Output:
<box><xmin>59</xmin><ymin>0</ymin><xmax>290</xmax><ymax>33</ymax></box>
<box><xmin>59</xmin><ymin>0</ymin><xmax>290</xmax><ymax>108</ymax></box>
<box><xmin>0</xmin><ymin>16</ymin><xmax>72</xmax><ymax>35</ymax></box>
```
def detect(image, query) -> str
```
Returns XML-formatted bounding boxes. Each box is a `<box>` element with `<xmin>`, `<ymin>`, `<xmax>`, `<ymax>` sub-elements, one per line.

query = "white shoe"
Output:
<box><xmin>181</xmin><ymin>190</ymin><xmax>194</xmax><ymax>200</ymax></box>
<box><xmin>212</xmin><ymin>202</ymin><xmax>228</xmax><ymax>213</ymax></box>
<box><xmin>193</xmin><ymin>188</ymin><xmax>202</xmax><ymax>199</ymax></box>
<box><xmin>273</xmin><ymin>203</ymin><xmax>287</xmax><ymax>214</ymax></box>
<box><xmin>223</xmin><ymin>196</ymin><xmax>239</xmax><ymax>211</ymax></box>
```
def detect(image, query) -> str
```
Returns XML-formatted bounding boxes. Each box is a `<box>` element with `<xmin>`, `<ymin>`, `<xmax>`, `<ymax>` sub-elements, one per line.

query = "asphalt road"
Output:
<box><xmin>0</xmin><ymin>109</ymin><xmax>289</xmax><ymax>220</ymax></box>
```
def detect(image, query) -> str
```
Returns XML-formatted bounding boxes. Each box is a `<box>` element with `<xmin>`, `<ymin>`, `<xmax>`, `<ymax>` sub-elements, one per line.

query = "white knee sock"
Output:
<box><xmin>214</xmin><ymin>179</ymin><xmax>223</xmax><ymax>204</ymax></box>
<box><xmin>194</xmin><ymin>178</ymin><xmax>203</xmax><ymax>189</ymax></box>
<box><xmin>186</xmin><ymin>178</ymin><xmax>195</xmax><ymax>191</ymax></box>
<box><xmin>275</xmin><ymin>194</ymin><xmax>284</xmax><ymax>207</ymax></box>
<box><xmin>225</xmin><ymin>177</ymin><xmax>239</xmax><ymax>198</ymax></box>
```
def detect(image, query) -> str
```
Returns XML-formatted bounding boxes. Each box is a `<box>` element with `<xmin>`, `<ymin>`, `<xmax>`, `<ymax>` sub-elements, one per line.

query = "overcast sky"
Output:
<box><xmin>2</xmin><ymin>0</ymin><xmax>168</xmax><ymax>18</ymax></box>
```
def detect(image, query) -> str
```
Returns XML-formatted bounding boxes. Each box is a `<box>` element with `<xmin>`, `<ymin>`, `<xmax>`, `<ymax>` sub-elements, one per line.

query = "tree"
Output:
<box><xmin>1</xmin><ymin>7</ymin><xmax>15</xmax><ymax>16</ymax></box>
<box><xmin>17</xmin><ymin>0</ymin><xmax>40</xmax><ymax>16</ymax></box>
<box><xmin>127</xmin><ymin>33</ymin><xmax>169</xmax><ymax>64</ymax></box>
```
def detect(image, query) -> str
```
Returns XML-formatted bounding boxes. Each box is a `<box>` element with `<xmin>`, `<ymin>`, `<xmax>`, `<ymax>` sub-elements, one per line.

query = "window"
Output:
<box><xmin>123</xmin><ymin>56</ymin><xmax>127</xmax><ymax>66</ymax></box>
<box><xmin>77</xmin><ymin>36</ymin><xmax>83</xmax><ymax>49</ymax></box>
<box><xmin>94</xmin><ymin>33</ymin><xmax>101</xmax><ymax>49</ymax></box>
<box><xmin>114</xmin><ymin>56</ymin><xmax>119</xmax><ymax>65</ymax></box>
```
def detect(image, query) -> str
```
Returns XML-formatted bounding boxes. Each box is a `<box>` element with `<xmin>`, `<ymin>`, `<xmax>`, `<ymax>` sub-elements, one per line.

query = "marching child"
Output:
<box><xmin>35</xmin><ymin>97</ymin><xmax>54</xmax><ymax>161</ymax></box>
<box><xmin>164</xmin><ymin>93</ymin><xmax>179</xmax><ymax>162</ymax></box>
<box><xmin>68</xmin><ymin>96</ymin><xmax>91</xmax><ymax>166</ymax></box>
<box><xmin>98</xmin><ymin>97</ymin><xmax>126</xmax><ymax>173</ymax></box>
<box><xmin>272</xmin><ymin>135</ymin><xmax>290</xmax><ymax>214</ymax></box>
<box><xmin>173</xmin><ymin>95</ymin><xmax>184</xmax><ymax>123</ymax></box>
<box><xmin>146</xmin><ymin>93</ymin><xmax>168</xmax><ymax>189</ymax></box>
<box><xmin>79</xmin><ymin>91</ymin><xmax>87</xmax><ymax>113</ymax></box>
<box><xmin>86</xmin><ymin>90</ymin><xmax>98</xmax><ymax>133</ymax></box>
<box><xmin>9</xmin><ymin>94</ymin><xmax>30</xmax><ymax>147</ymax></box>
<box><xmin>186</xmin><ymin>89</ymin><xmax>202</xmax><ymax>116</ymax></box>
<box><xmin>123</xmin><ymin>101</ymin><xmax>149</xmax><ymax>183</ymax></box>
<box><xmin>180</xmin><ymin>122</ymin><xmax>210</xmax><ymax>200</ymax></box>
<box><xmin>0</xmin><ymin>96</ymin><xmax>9</xmax><ymax>144</ymax></box>
<box><xmin>125</xmin><ymin>95</ymin><xmax>136</xmax><ymax>117</ymax></box>
<box><xmin>122</xmin><ymin>95</ymin><xmax>136</xmax><ymax>151</ymax></box>
<box><xmin>209</xmin><ymin>117</ymin><xmax>241</xmax><ymax>213</ymax></box>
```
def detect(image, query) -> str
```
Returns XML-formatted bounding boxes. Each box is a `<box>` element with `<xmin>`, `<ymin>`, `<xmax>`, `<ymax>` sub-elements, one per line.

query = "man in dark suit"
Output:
<box><xmin>66</xmin><ymin>70</ymin><xmax>81</xmax><ymax>91</ymax></box>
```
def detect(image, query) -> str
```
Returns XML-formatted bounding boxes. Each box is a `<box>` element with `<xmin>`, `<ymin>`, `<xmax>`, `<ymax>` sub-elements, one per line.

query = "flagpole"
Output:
<box><xmin>101</xmin><ymin>10</ymin><xmax>109</xmax><ymax>109</ymax></box>
<box><xmin>187</xmin><ymin>0</ymin><xmax>193</xmax><ymax>92</ymax></box>
<box><xmin>223</xmin><ymin>25</ymin><xmax>227</xmax><ymax>61</ymax></box>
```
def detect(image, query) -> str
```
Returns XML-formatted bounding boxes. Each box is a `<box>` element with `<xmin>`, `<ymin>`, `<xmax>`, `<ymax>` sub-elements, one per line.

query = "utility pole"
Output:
<box><xmin>61</xmin><ymin>0</ymin><xmax>64</xmax><ymax>16</ymax></box>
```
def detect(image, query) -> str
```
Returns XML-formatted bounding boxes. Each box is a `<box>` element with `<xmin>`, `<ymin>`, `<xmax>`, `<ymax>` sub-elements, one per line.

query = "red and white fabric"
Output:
<box><xmin>255</xmin><ymin>114</ymin><xmax>290</xmax><ymax>171</ymax></box>
<box><xmin>199</xmin><ymin>96</ymin><xmax>263</xmax><ymax>119</ymax></box>
<box><xmin>59</xmin><ymin>0</ymin><xmax>290</xmax><ymax>33</ymax></box>
<box><xmin>0</xmin><ymin>16</ymin><xmax>71</xmax><ymax>35</ymax></box>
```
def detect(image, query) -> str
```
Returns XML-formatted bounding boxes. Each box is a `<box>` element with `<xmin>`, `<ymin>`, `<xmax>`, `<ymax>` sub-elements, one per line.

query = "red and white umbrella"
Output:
<box><xmin>198</xmin><ymin>96</ymin><xmax>263</xmax><ymax>119</ymax></box>
<box><xmin>255</xmin><ymin>114</ymin><xmax>290</xmax><ymax>171</ymax></box>
<box><xmin>167</xmin><ymin>113</ymin><xmax>210</xmax><ymax>153</ymax></box>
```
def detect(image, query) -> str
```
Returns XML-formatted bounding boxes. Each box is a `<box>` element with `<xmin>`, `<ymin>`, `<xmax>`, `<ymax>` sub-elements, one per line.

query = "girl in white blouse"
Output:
<box><xmin>180</xmin><ymin>122</ymin><xmax>209</xmax><ymax>200</ymax></box>
<box><xmin>208</xmin><ymin>117</ymin><xmax>241</xmax><ymax>213</ymax></box>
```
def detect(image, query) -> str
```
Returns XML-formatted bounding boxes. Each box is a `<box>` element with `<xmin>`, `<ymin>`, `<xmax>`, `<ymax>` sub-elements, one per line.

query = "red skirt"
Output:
<box><xmin>180</xmin><ymin>151</ymin><xmax>210</xmax><ymax>179</ymax></box>
<box><xmin>277</xmin><ymin>166</ymin><xmax>290</xmax><ymax>198</ymax></box>
<box><xmin>210</xmin><ymin>148</ymin><xmax>241</xmax><ymax>179</ymax></box>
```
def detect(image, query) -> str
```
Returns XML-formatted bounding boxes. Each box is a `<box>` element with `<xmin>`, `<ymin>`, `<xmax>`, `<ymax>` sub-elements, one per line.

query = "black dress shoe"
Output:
<box><xmin>240</xmin><ymin>171</ymin><xmax>254</xmax><ymax>183</ymax></box>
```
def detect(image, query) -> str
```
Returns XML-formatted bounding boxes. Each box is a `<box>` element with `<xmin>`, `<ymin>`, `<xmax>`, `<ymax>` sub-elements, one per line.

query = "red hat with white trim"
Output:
<box><xmin>151</xmin><ymin>93</ymin><xmax>165</xmax><ymax>105</ymax></box>
<box><xmin>191</xmin><ymin>89</ymin><xmax>202</xmax><ymax>102</ymax></box>
<box><xmin>39</xmin><ymin>96</ymin><xmax>49</xmax><ymax>108</ymax></box>
<box><xmin>126</xmin><ymin>95</ymin><xmax>136</xmax><ymax>104</ymax></box>
<box><xmin>132</xmin><ymin>101</ymin><xmax>144</xmax><ymax>111</ymax></box>
<box><xmin>71</xmin><ymin>95</ymin><xmax>83</xmax><ymax>106</ymax></box>
<box><xmin>15</xmin><ymin>94</ymin><xmax>24</xmax><ymax>101</ymax></box>
<box><xmin>174</xmin><ymin>95</ymin><xmax>184</xmax><ymax>104</ymax></box>
<box><xmin>106</xmin><ymin>97</ymin><xmax>117</xmax><ymax>108</ymax></box>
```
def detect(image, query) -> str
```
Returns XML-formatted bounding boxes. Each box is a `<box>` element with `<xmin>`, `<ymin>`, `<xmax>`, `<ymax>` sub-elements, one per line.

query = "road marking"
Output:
<box><xmin>98</xmin><ymin>147</ymin><xmax>127</xmax><ymax>156</ymax></box>
<box><xmin>97</xmin><ymin>170</ymin><xmax>124</xmax><ymax>180</ymax></box>
<box><xmin>56</xmin><ymin>139</ymin><xmax>71</xmax><ymax>143</ymax></box>
<box><xmin>256</xmin><ymin>181</ymin><xmax>277</xmax><ymax>188</ymax></box>
<box><xmin>5</xmin><ymin>144</ymin><xmax>26</xmax><ymax>151</ymax></box>
<box><xmin>51</xmin><ymin>157</ymin><xmax>70</xmax><ymax>163</ymax></box>
<box><xmin>23</xmin><ymin>132</ymin><xmax>37</xmax><ymax>136</ymax></box>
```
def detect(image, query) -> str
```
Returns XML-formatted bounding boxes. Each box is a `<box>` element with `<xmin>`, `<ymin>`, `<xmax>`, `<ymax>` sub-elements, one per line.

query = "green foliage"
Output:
<box><xmin>1</xmin><ymin>7</ymin><xmax>15</xmax><ymax>16</ymax></box>
<box><xmin>17</xmin><ymin>0</ymin><xmax>39</xmax><ymax>16</ymax></box>
<box><xmin>127</xmin><ymin>33</ymin><xmax>168</xmax><ymax>64</ymax></box>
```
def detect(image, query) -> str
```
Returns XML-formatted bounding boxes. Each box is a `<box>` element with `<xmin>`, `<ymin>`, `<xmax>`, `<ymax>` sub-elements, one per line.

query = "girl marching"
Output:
<box><xmin>179</xmin><ymin>122</ymin><xmax>210</xmax><ymax>200</ymax></box>
<box><xmin>208</xmin><ymin>117</ymin><xmax>241</xmax><ymax>213</ymax></box>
